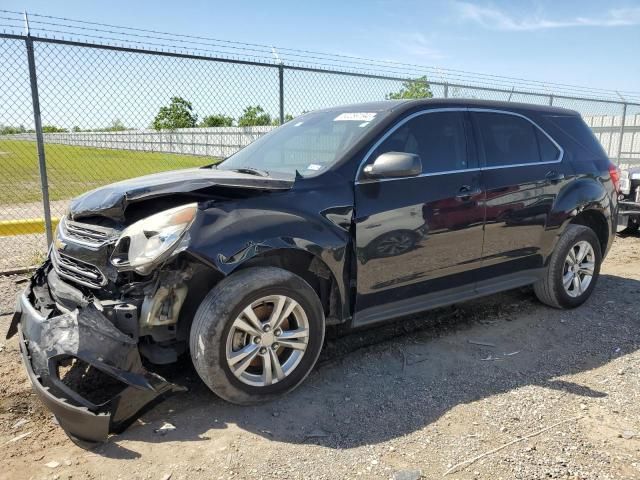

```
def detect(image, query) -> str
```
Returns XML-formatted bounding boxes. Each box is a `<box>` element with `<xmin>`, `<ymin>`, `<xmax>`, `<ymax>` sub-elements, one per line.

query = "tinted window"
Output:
<box><xmin>371</xmin><ymin>111</ymin><xmax>469</xmax><ymax>174</ymax></box>
<box><xmin>546</xmin><ymin>115</ymin><xmax>607</xmax><ymax>159</ymax></box>
<box><xmin>473</xmin><ymin>112</ymin><xmax>560</xmax><ymax>167</ymax></box>
<box><xmin>536</xmin><ymin>128</ymin><xmax>561</xmax><ymax>162</ymax></box>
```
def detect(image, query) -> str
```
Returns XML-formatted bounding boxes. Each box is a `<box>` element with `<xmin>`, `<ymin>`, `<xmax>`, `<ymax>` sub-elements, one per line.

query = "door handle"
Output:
<box><xmin>456</xmin><ymin>185</ymin><xmax>481</xmax><ymax>200</ymax></box>
<box><xmin>545</xmin><ymin>171</ymin><xmax>565</xmax><ymax>183</ymax></box>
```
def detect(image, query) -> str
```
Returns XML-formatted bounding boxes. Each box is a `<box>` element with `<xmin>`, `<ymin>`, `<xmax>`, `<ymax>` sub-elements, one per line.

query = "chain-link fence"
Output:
<box><xmin>1</xmin><ymin>13</ymin><xmax>639</xmax><ymax>271</ymax></box>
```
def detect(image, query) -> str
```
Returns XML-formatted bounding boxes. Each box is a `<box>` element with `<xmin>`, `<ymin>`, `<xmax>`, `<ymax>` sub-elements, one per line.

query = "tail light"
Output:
<box><xmin>609</xmin><ymin>163</ymin><xmax>621</xmax><ymax>193</ymax></box>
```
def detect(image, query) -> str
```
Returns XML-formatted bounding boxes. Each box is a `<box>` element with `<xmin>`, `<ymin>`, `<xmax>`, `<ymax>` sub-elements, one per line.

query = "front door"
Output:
<box><xmin>353</xmin><ymin>110</ymin><xmax>485</xmax><ymax>326</ymax></box>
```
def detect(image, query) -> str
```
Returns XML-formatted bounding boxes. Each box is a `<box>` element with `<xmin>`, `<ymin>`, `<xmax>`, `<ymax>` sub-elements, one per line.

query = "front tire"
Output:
<box><xmin>189</xmin><ymin>267</ymin><xmax>325</xmax><ymax>404</ymax></box>
<box><xmin>534</xmin><ymin>224</ymin><xmax>602</xmax><ymax>309</ymax></box>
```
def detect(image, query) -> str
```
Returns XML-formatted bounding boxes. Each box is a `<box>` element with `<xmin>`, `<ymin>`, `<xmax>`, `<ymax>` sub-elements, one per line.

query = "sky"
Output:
<box><xmin>3</xmin><ymin>0</ymin><xmax>640</xmax><ymax>94</ymax></box>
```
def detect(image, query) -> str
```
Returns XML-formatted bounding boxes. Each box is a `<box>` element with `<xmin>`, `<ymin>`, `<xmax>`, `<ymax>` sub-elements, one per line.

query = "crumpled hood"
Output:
<box><xmin>68</xmin><ymin>168</ymin><xmax>293</xmax><ymax>222</ymax></box>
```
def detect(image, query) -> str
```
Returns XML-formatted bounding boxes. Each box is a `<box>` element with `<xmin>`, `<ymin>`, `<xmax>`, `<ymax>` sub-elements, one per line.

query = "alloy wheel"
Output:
<box><xmin>562</xmin><ymin>240</ymin><xmax>595</xmax><ymax>298</ymax></box>
<box><xmin>225</xmin><ymin>295</ymin><xmax>309</xmax><ymax>387</ymax></box>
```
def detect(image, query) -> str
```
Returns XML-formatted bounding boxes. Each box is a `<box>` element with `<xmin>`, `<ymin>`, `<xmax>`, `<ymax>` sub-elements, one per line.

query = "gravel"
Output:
<box><xmin>0</xmin><ymin>236</ymin><xmax>639</xmax><ymax>479</ymax></box>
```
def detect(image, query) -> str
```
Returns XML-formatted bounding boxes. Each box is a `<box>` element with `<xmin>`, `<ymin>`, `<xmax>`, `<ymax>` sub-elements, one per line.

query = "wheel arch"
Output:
<box><xmin>545</xmin><ymin>177</ymin><xmax>614</xmax><ymax>262</ymax></box>
<box><xmin>230</xmin><ymin>247</ymin><xmax>346</xmax><ymax>325</ymax></box>
<box><xmin>569</xmin><ymin>208</ymin><xmax>610</xmax><ymax>255</ymax></box>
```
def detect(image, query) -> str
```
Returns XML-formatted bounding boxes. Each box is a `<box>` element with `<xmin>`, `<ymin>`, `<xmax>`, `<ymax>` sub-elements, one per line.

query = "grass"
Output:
<box><xmin>0</xmin><ymin>140</ymin><xmax>218</xmax><ymax>205</ymax></box>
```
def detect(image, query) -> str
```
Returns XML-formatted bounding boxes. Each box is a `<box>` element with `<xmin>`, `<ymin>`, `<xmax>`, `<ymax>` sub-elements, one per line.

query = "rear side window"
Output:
<box><xmin>545</xmin><ymin>115</ymin><xmax>608</xmax><ymax>159</ymax></box>
<box><xmin>472</xmin><ymin>112</ymin><xmax>560</xmax><ymax>167</ymax></box>
<box><xmin>371</xmin><ymin>111</ymin><xmax>470</xmax><ymax>174</ymax></box>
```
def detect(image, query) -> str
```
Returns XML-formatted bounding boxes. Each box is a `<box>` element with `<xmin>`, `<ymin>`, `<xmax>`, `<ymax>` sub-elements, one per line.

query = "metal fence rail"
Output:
<box><xmin>2</xmin><ymin>127</ymin><xmax>275</xmax><ymax>158</ymax></box>
<box><xmin>1</xmin><ymin>18</ymin><xmax>640</xmax><ymax>270</ymax></box>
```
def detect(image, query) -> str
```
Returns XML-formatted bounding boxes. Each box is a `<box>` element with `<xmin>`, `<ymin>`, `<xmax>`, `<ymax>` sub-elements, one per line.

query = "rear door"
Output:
<box><xmin>471</xmin><ymin>110</ymin><xmax>569</xmax><ymax>281</ymax></box>
<box><xmin>353</xmin><ymin>109</ymin><xmax>485</xmax><ymax>325</ymax></box>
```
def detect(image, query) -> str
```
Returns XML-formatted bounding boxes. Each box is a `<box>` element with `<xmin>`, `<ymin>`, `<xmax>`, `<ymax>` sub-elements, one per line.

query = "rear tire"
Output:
<box><xmin>534</xmin><ymin>224</ymin><xmax>602</xmax><ymax>309</ymax></box>
<box><xmin>189</xmin><ymin>267</ymin><xmax>325</xmax><ymax>405</ymax></box>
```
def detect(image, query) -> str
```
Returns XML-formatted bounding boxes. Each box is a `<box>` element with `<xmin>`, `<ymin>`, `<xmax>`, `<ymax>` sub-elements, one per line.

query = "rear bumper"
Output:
<box><xmin>9</xmin><ymin>274</ymin><xmax>182</xmax><ymax>444</ymax></box>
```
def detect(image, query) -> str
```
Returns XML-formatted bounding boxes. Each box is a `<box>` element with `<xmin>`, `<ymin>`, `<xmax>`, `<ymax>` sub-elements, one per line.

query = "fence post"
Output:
<box><xmin>278</xmin><ymin>65</ymin><xmax>285</xmax><ymax>125</ymax></box>
<box><xmin>443</xmin><ymin>83</ymin><xmax>449</xmax><ymax>98</ymax></box>
<box><xmin>616</xmin><ymin>103</ymin><xmax>627</xmax><ymax>166</ymax></box>
<box><xmin>25</xmin><ymin>34</ymin><xmax>54</xmax><ymax>246</ymax></box>
<box><xmin>548</xmin><ymin>94</ymin><xmax>554</xmax><ymax>106</ymax></box>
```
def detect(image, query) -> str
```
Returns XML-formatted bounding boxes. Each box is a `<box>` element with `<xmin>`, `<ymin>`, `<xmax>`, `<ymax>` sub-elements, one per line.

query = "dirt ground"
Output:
<box><xmin>0</xmin><ymin>236</ymin><xmax>639</xmax><ymax>480</ymax></box>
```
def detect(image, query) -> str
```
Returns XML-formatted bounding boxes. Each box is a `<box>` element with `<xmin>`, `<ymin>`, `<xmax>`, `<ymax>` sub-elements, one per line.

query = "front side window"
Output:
<box><xmin>472</xmin><ymin>112</ymin><xmax>560</xmax><ymax>167</ymax></box>
<box><xmin>369</xmin><ymin>111</ymin><xmax>469</xmax><ymax>175</ymax></box>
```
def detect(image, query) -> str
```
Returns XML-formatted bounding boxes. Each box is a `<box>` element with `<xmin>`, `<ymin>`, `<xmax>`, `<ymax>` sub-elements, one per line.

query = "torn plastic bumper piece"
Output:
<box><xmin>13</xmin><ymin>290</ymin><xmax>183</xmax><ymax>444</ymax></box>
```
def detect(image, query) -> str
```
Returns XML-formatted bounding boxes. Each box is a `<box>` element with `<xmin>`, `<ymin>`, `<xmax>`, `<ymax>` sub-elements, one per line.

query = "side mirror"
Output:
<box><xmin>363</xmin><ymin>152</ymin><xmax>422</xmax><ymax>179</ymax></box>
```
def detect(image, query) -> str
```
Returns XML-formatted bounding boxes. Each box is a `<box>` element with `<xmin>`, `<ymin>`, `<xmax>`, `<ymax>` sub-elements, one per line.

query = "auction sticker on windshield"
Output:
<box><xmin>334</xmin><ymin>112</ymin><xmax>376</xmax><ymax>122</ymax></box>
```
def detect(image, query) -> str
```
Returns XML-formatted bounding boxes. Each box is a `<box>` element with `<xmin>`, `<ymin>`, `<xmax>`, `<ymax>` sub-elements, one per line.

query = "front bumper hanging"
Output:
<box><xmin>8</xmin><ymin>277</ymin><xmax>183</xmax><ymax>444</ymax></box>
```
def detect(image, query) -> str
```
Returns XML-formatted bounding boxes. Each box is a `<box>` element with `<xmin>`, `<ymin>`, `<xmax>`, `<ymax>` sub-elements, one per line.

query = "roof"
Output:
<box><xmin>320</xmin><ymin>98</ymin><xmax>579</xmax><ymax>116</ymax></box>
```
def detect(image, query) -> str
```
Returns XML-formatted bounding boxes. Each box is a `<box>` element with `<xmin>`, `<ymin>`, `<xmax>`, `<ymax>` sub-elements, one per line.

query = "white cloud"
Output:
<box><xmin>395</xmin><ymin>32</ymin><xmax>445</xmax><ymax>59</ymax></box>
<box><xmin>455</xmin><ymin>2</ymin><xmax>640</xmax><ymax>31</ymax></box>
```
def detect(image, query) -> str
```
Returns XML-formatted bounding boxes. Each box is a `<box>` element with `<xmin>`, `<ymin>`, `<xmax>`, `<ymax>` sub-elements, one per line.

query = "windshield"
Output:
<box><xmin>217</xmin><ymin>110</ymin><xmax>386</xmax><ymax>178</ymax></box>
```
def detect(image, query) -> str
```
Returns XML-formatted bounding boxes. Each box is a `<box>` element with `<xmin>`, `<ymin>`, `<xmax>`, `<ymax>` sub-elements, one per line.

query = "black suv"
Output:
<box><xmin>9</xmin><ymin>99</ymin><xmax>618</xmax><ymax>443</ymax></box>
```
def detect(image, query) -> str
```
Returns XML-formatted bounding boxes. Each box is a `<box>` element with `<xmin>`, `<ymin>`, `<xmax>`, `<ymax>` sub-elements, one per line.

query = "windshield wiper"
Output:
<box><xmin>229</xmin><ymin>167</ymin><xmax>270</xmax><ymax>177</ymax></box>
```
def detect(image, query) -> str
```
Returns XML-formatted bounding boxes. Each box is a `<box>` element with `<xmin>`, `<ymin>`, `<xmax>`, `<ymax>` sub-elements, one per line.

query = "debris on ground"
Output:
<box><xmin>467</xmin><ymin>340</ymin><xmax>496</xmax><ymax>347</ymax></box>
<box><xmin>392</xmin><ymin>470</ymin><xmax>422</xmax><ymax>480</ymax></box>
<box><xmin>154</xmin><ymin>422</ymin><xmax>177</xmax><ymax>435</ymax></box>
<box><xmin>304</xmin><ymin>429</ymin><xmax>330</xmax><ymax>440</ymax></box>
<box><xmin>5</xmin><ymin>431</ymin><xmax>31</xmax><ymax>444</ymax></box>
<box><xmin>11</xmin><ymin>419</ymin><xmax>28</xmax><ymax>429</ymax></box>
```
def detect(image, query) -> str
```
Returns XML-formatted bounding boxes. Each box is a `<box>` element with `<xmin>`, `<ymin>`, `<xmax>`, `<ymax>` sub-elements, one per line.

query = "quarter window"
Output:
<box><xmin>472</xmin><ymin>112</ymin><xmax>560</xmax><ymax>167</ymax></box>
<box><xmin>370</xmin><ymin>111</ymin><xmax>469</xmax><ymax>174</ymax></box>
<box><xmin>536</xmin><ymin>128</ymin><xmax>561</xmax><ymax>162</ymax></box>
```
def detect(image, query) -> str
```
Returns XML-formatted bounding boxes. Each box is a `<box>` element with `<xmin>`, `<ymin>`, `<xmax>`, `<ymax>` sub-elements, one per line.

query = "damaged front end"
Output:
<box><xmin>7</xmin><ymin>169</ymin><xmax>297</xmax><ymax>444</ymax></box>
<box><xmin>6</xmin><ymin>202</ymin><xmax>209</xmax><ymax>444</ymax></box>
<box><xmin>8</xmin><ymin>264</ymin><xmax>184</xmax><ymax>444</ymax></box>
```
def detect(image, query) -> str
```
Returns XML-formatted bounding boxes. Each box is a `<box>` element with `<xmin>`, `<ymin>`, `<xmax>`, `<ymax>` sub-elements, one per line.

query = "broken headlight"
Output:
<box><xmin>111</xmin><ymin>203</ymin><xmax>197</xmax><ymax>274</ymax></box>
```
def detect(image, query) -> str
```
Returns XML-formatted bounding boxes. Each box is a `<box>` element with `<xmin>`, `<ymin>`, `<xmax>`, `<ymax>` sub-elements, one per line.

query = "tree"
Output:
<box><xmin>104</xmin><ymin>119</ymin><xmax>127</xmax><ymax>132</ymax></box>
<box><xmin>387</xmin><ymin>75</ymin><xmax>433</xmax><ymax>100</ymax></box>
<box><xmin>200</xmin><ymin>114</ymin><xmax>234</xmax><ymax>127</ymax></box>
<box><xmin>237</xmin><ymin>106</ymin><xmax>272</xmax><ymax>127</ymax></box>
<box><xmin>71</xmin><ymin>126</ymin><xmax>82</xmax><ymax>132</ymax></box>
<box><xmin>42</xmin><ymin>125</ymin><xmax>68</xmax><ymax>133</ymax></box>
<box><xmin>0</xmin><ymin>125</ymin><xmax>26</xmax><ymax>135</ymax></box>
<box><xmin>271</xmin><ymin>113</ymin><xmax>295</xmax><ymax>126</ymax></box>
<box><xmin>152</xmin><ymin>97</ymin><xmax>198</xmax><ymax>130</ymax></box>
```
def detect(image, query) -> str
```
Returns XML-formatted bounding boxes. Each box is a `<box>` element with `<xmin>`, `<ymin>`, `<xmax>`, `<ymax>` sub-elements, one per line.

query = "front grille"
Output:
<box><xmin>61</xmin><ymin>218</ymin><xmax>114</xmax><ymax>247</ymax></box>
<box><xmin>51</xmin><ymin>248</ymin><xmax>107</xmax><ymax>289</ymax></box>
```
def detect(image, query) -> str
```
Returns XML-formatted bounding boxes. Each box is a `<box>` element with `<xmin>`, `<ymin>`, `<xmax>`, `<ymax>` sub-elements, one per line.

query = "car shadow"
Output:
<box><xmin>93</xmin><ymin>273</ymin><xmax>639</xmax><ymax>458</ymax></box>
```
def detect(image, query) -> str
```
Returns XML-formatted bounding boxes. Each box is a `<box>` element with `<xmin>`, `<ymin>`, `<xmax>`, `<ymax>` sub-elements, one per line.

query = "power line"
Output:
<box><xmin>1</xmin><ymin>8</ymin><xmax>639</xmax><ymax>102</ymax></box>
<box><xmin>23</xmin><ymin>11</ymin><xmax>640</xmax><ymax>97</ymax></box>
